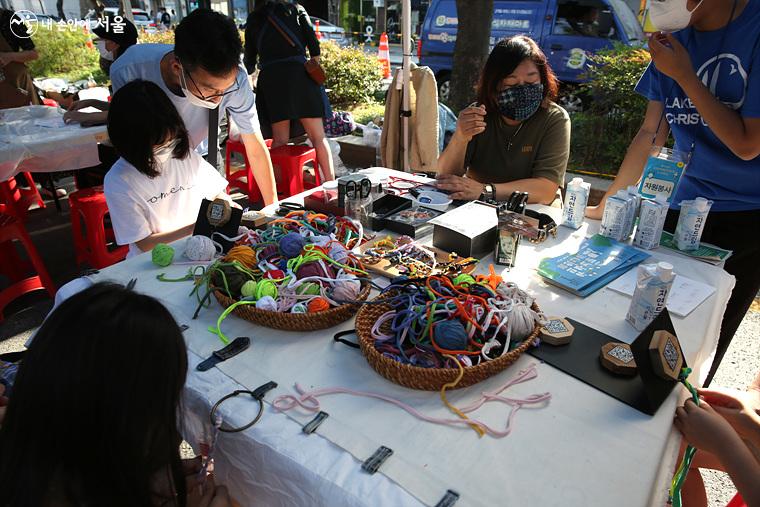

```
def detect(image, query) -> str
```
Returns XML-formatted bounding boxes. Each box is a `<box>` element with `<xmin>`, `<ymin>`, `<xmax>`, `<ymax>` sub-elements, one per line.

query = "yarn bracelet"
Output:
<box><xmin>669</xmin><ymin>367</ymin><xmax>699</xmax><ymax>507</ymax></box>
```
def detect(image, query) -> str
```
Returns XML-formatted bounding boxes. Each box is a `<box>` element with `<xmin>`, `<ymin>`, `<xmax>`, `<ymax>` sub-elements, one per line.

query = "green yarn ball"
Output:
<box><xmin>296</xmin><ymin>282</ymin><xmax>321</xmax><ymax>296</ymax></box>
<box><xmin>452</xmin><ymin>273</ymin><xmax>476</xmax><ymax>286</ymax></box>
<box><xmin>240</xmin><ymin>280</ymin><xmax>258</xmax><ymax>298</ymax></box>
<box><xmin>152</xmin><ymin>243</ymin><xmax>175</xmax><ymax>267</ymax></box>
<box><xmin>255</xmin><ymin>279</ymin><xmax>278</xmax><ymax>300</ymax></box>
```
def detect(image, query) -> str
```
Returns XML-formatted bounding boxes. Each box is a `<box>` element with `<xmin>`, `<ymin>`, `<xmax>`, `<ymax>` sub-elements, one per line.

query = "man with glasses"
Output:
<box><xmin>109</xmin><ymin>8</ymin><xmax>278</xmax><ymax>205</ymax></box>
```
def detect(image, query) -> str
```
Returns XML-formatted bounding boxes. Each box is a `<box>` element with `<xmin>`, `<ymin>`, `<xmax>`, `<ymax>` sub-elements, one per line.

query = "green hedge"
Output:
<box><xmin>569</xmin><ymin>43</ymin><xmax>651</xmax><ymax>175</ymax></box>
<box><xmin>27</xmin><ymin>26</ymin><xmax>103</xmax><ymax>83</ymax></box>
<box><xmin>27</xmin><ymin>26</ymin><xmax>383</xmax><ymax>111</ymax></box>
<box><xmin>320</xmin><ymin>40</ymin><xmax>383</xmax><ymax>109</ymax></box>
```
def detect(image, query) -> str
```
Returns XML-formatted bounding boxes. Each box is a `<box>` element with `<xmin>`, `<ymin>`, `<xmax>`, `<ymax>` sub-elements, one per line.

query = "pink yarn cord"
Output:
<box><xmin>272</xmin><ymin>363</ymin><xmax>550</xmax><ymax>438</ymax></box>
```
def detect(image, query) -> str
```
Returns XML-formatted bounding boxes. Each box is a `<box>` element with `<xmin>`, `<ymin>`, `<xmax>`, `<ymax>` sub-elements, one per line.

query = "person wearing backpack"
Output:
<box><xmin>244</xmin><ymin>0</ymin><xmax>335</xmax><ymax>182</ymax></box>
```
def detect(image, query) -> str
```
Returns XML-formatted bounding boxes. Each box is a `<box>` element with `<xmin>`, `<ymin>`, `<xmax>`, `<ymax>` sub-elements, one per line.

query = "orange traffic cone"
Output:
<box><xmin>378</xmin><ymin>32</ymin><xmax>391</xmax><ymax>79</ymax></box>
<box><xmin>315</xmin><ymin>19</ymin><xmax>322</xmax><ymax>40</ymax></box>
<box><xmin>83</xmin><ymin>23</ymin><xmax>94</xmax><ymax>49</ymax></box>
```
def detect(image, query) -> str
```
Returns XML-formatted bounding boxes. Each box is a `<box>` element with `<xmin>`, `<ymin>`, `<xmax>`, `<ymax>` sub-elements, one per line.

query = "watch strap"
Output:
<box><xmin>196</xmin><ymin>336</ymin><xmax>251</xmax><ymax>372</ymax></box>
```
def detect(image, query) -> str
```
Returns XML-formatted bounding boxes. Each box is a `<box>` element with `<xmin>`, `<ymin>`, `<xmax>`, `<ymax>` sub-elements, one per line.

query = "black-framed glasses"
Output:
<box><xmin>179</xmin><ymin>61</ymin><xmax>240</xmax><ymax>101</ymax></box>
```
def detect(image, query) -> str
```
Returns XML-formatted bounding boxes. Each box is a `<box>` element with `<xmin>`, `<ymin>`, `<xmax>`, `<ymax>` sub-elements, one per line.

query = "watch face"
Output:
<box><xmin>210</xmin><ymin>203</ymin><xmax>225</xmax><ymax>221</ymax></box>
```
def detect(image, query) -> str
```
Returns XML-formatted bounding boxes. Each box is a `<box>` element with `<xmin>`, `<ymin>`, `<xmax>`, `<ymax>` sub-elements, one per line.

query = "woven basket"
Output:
<box><xmin>355</xmin><ymin>293</ymin><xmax>541</xmax><ymax>390</ymax></box>
<box><xmin>213</xmin><ymin>281</ymin><xmax>371</xmax><ymax>332</ymax></box>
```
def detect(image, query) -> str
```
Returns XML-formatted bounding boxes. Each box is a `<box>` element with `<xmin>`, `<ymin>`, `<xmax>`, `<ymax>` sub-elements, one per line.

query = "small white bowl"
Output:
<box><xmin>414</xmin><ymin>190</ymin><xmax>452</xmax><ymax>212</ymax></box>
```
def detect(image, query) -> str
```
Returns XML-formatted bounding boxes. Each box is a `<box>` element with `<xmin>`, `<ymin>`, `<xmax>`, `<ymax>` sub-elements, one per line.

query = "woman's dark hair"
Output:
<box><xmin>476</xmin><ymin>35</ymin><xmax>560</xmax><ymax>115</ymax></box>
<box><xmin>108</xmin><ymin>79</ymin><xmax>190</xmax><ymax>178</ymax></box>
<box><xmin>175</xmin><ymin>8</ymin><xmax>242</xmax><ymax>77</ymax></box>
<box><xmin>93</xmin><ymin>14</ymin><xmax>138</xmax><ymax>60</ymax></box>
<box><xmin>0</xmin><ymin>283</ymin><xmax>188</xmax><ymax>507</ymax></box>
<box><xmin>248</xmin><ymin>0</ymin><xmax>297</xmax><ymax>30</ymax></box>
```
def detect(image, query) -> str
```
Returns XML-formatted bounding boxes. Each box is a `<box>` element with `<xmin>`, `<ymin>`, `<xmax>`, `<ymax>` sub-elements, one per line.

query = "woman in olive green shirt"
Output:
<box><xmin>437</xmin><ymin>35</ymin><xmax>571</xmax><ymax>204</ymax></box>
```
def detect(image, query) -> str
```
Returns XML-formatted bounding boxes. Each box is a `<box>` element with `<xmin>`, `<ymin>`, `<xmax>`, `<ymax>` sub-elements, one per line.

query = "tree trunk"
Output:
<box><xmin>327</xmin><ymin>0</ymin><xmax>340</xmax><ymax>25</ymax></box>
<box><xmin>449</xmin><ymin>0</ymin><xmax>493</xmax><ymax>113</ymax></box>
<box><xmin>119</xmin><ymin>0</ymin><xmax>135</xmax><ymax>22</ymax></box>
<box><xmin>56</xmin><ymin>0</ymin><xmax>66</xmax><ymax>20</ymax></box>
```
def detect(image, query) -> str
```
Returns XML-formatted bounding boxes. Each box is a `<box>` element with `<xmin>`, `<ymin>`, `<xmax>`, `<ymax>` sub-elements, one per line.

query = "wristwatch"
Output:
<box><xmin>479</xmin><ymin>183</ymin><xmax>495</xmax><ymax>201</ymax></box>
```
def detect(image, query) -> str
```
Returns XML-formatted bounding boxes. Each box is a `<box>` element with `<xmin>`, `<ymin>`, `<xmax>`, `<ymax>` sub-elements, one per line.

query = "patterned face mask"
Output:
<box><xmin>496</xmin><ymin>83</ymin><xmax>544</xmax><ymax>121</ymax></box>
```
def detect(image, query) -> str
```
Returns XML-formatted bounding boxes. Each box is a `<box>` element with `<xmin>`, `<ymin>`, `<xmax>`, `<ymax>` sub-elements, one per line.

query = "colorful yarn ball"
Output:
<box><xmin>212</xmin><ymin>265</ymin><xmax>250</xmax><ymax>297</ymax></box>
<box><xmin>259</xmin><ymin>245</ymin><xmax>279</xmax><ymax>260</ymax></box>
<box><xmin>296</xmin><ymin>282</ymin><xmax>321</xmax><ymax>296</ymax></box>
<box><xmin>433</xmin><ymin>320</ymin><xmax>469</xmax><ymax>351</ymax></box>
<box><xmin>152</xmin><ymin>243</ymin><xmax>175</xmax><ymax>267</ymax></box>
<box><xmin>328</xmin><ymin>242</ymin><xmax>350</xmax><ymax>263</ymax></box>
<box><xmin>307</xmin><ymin>297</ymin><xmax>331</xmax><ymax>313</ymax></box>
<box><xmin>264</xmin><ymin>269</ymin><xmax>286</xmax><ymax>280</ymax></box>
<box><xmin>296</xmin><ymin>261</ymin><xmax>333</xmax><ymax>281</ymax></box>
<box><xmin>255</xmin><ymin>295</ymin><xmax>278</xmax><ymax>312</ymax></box>
<box><xmin>279</xmin><ymin>232</ymin><xmax>307</xmax><ymax>259</ymax></box>
<box><xmin>255</xmin><ymin>279</ymin><xmax>278</xmax><ymax>300</ymax></box>
<box><xmin>452</xmin><ymin>273</ymin><xmax>476</xmax><ymax>286</ymax></box>
<box><xmin>240</xmin><ymin>280</ymin><xmax>258</xmax><ymax>298</ymax></box>
<box><xmin>510</xmin><ymin>303</ymin><xmax>538</xmax><ymax>343</ymax></box>
<box><xmin>291</xmin><ymin>302</ymin><xmax>308</xmax><ymax>314</ymax></box>
<box><xmin>184</xmin><ymin>235</ymin><xmax>217</xmax><ymax>261</ymax></box>
<box><xmin>331</xmin><ymin>277</ymin><xmax>361</xmax><ymax>302</ymax></box>
<box><xmin>226</xmin><ymin>245</ymin><xmax>257</xmax><ymax>269</ymax></box>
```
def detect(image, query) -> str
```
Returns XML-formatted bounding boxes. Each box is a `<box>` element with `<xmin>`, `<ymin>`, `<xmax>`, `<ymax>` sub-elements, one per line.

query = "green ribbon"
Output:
<box><xmin>207</xmin><ymin>299</ymin><xmax>259</xmax><ymax>345</ymax></box>
<box><xmin>669</xmin><ymin>367</ymin><xmax>698</xmax><ymax>507</ymax></box>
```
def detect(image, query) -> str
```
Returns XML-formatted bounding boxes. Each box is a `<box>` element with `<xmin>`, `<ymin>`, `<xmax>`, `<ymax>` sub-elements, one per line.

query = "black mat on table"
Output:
<box><xmin>528</xmin><ymin>310</ymin><xmax>682</xmax><ymax>415</ymax></box>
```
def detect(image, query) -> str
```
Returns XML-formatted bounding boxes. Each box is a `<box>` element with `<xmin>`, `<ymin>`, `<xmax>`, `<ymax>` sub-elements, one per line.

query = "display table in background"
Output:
<box><xmin>0</xmin><ymin>105</ymin><xmax>108</xmax><ymax>199</ymax></box>
<box><xmin>90</xmin><ymin>169</ymin><xmax>734</xmax><ymax>507</ymax></box>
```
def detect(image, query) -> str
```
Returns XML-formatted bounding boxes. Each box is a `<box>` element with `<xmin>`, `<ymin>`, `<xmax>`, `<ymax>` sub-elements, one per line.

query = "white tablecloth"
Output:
<box><xmin>91</xmin><ymin>169</ymin><xmax>734</xmax><ymax>507</ymax></box>
<box><xmin>0</xmin><ymin>105</ymin><xmax>108</xmax><ymax>181</ymax></box>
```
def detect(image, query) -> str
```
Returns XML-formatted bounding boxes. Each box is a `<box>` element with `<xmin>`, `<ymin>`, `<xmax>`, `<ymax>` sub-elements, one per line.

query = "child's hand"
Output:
<box><xmin>698</xmin><ymin>387</ymin><xmax>760</xmax><ymax>439</ymax></box>
<box><xmin>674</xmin><ymin>399</ymin><xmax>741</xmax><ymax>455</ymax></box>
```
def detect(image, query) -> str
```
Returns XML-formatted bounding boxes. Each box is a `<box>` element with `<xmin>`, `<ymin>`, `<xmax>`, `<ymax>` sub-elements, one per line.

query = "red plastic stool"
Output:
<box><xmin>225</xmin><ymin>139</ymin><xmax>321</xmax><ymax>201</ymax></box>
<box><xmin>68</xmin><ymin>187</ymin><xmax>127</xmax><ymax>269</ymax></box>
<box><xmin>224</xmin><ymin>138</ymin><xmax>270</xmax><ymax>203</ymax></box>
<box><xmin>0</xmin><ymin>212</ymin><xmax>56</xmax><ymax>322</ymax></box>
<box><xmin>0</xmin><ymin>172</ymin><xmax>45</xmax><ymax>220</ymax></box>
<box><xmin>269</xmin><ymin>145</ymin><xmax>321</xmax><ymax>198</ymax></box>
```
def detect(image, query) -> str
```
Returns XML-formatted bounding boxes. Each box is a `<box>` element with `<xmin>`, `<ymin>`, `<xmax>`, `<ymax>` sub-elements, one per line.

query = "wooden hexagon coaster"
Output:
<box><xmin>648</xmin><ymin>330</ymin><xmax>684</xmax><ymax>382</ymax></box>
<box><xmin>600</xmin><ymin>342</ymin><xmax>637</xmax><ymax>376</ymax></box>
<box><xmin>540</xmin><ymin>317</ymin><xmax>575</xmax><ymax>346</ymax></box>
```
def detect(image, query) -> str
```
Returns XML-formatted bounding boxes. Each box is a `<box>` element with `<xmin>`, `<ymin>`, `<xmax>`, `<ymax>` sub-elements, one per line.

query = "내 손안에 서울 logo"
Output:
<box><xmin>9</xmin><ymin>10</ymin><xmax>38</xmax><ymax>38</ymax></box>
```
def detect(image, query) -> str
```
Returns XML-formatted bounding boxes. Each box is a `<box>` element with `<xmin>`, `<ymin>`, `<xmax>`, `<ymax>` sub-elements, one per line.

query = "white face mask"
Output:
<box><xmin>153</xmin><ymin>139</ymin><xmax>179</xmax><ymax>164</ymax></box>
<box><xmin>96</xmin><ymin>39</ymin><xmax>114</xmax><ymax>61</ymax></box>
<box><xmin>178</xmin><ymin>65</ymin><xmax>220</xmax><ymax>109</ymax></box>
<box><xmin>649</xmin><ymin>0</ymin><xmax>703</xmax><ymax>32</ymax></box>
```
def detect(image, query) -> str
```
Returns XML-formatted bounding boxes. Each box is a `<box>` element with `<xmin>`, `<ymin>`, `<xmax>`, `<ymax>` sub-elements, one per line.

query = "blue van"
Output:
<box><xmin>419</xmin><ymin>0</ymin><xmax>645</xmax><ymax>101</ymax></box>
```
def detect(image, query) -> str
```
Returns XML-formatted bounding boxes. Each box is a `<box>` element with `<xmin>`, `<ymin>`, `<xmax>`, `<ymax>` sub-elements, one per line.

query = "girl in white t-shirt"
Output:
<box><xmin>104</xmin><ymin>79</ymin><xmax>232</xmax><ymax>258</ymax></box>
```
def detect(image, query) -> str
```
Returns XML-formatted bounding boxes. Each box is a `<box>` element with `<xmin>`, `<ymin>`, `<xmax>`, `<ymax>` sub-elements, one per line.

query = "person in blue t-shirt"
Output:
<box><xmin>587</xmin><ymin>0</ymin><xmax>760</xmax><ymax>385</ymax></box>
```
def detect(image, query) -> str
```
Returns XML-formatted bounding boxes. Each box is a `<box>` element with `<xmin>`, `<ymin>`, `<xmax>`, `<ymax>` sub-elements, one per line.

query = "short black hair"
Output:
<box><xmin>93</xmin><ymin>14</ymin><xmax>138</xmax><ymax>59</ymax></box>
<box><xmin>107</xmin><ymin>80</ymin><xmax>190</xmax><ymax>178</ymax></box>
<box><xmin>175</xmin><ymin>8</ymin><xmax>242</xmax><ymax>77</ymax></box>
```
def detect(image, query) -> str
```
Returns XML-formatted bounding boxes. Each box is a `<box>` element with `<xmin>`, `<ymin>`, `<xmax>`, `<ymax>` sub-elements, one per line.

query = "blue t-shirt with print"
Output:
<box><xmin>635</xmin><ymin>3</ymin><xmax>760</xmax><ymax>212</ymax></box>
